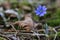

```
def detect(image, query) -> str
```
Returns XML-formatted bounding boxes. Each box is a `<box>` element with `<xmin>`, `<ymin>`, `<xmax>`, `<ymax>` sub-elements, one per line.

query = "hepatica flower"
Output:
<box><xmin>34</xmin><ymin>5</ymin><xmax>47</xmax><ymax>17</ymax></box>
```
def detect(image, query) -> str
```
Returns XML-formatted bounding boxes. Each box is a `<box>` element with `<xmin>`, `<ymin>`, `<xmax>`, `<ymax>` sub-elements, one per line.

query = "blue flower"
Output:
<box><xmin>34</xmin><ymin>5</ymin><xmax>47</xmax><ymax>17</ymax></box>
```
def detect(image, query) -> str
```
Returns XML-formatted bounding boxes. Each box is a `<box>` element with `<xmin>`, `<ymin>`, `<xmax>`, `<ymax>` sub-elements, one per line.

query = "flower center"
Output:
<box><xmin>40</xmin><ymin>10</ymin><xmax>43</xmax><ymax>13</ymax></box>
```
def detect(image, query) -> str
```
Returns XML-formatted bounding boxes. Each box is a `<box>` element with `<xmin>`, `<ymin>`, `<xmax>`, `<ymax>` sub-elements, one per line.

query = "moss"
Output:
<box><xmin>47</xmin><ymin>19</ymin><xmax>60</xmax><ymax>27</ymax></box>
<box><xmin>58</xmin><ymin>32</ymin><xmax>60</xmax><ymax>36</ymax></box>
<box><xmin>0</xmin><ymin>37</ymin><xmax>7</xmax><ymax>40</ymax></box>
<box><xmin>46</xmin><ymin>8</ymin><xmax>60</xmax><ymax>27</ymax></box>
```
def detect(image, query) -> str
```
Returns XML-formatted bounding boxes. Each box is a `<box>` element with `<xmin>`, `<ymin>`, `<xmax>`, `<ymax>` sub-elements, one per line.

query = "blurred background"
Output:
<box><xmin>0</xmin><ymin>0</ymin><xmax>59</xmax><ymax>27</ymax></box>
<box><xmin>0</xmin><ymin>0</ymin><xmax>60</xmax><ymax>40</ymax></box>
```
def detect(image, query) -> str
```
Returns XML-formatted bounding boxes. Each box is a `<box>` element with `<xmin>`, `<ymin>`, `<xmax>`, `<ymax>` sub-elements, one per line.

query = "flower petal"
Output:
<box><xmin>42</xmin><ymin>11</ymin><xmax>47</xmax><ymax>14</ymax></box>
<box><xmin>42</xmin><ymin>6</ymin><xmax>47</xmax><ymax>11</ymax></box>
<box><xmin>38</xmin><ymin>5</ymin><xmax>41</xmax><ymax>8</ymax></box>
<box><xmin>38</xmin><ymin>5</ymin><xmax>42</xmax><ymax>10</ymax></box>
<box><xmin>35</xmin><ymin>11</ymin><xmax>40</xmax><ymax>15</ymax></box>
<box><xmin>43</xmin><ymin>6</ymin><xmax>46</xmax><ymax>8</ymax></box>
<box><xmin>43</xmin><ymin>8</ymin><xmax>47</xmax><ymax>11</ymax></box>
<box><xmin>36</xmin><ymin>12</ymin><xmax>40</xmax><ymax>15</ymax></box>
<box><xmin>39</xmin><ymin>14</ymin><xmax>44</xmax><ymax>17</ymax></box>
<box><xmin>37</xmin><ymin>8</ymin><xmax>40</xmax><ymax>11</ymax></box>
<box><xmin>39</xmin><ymin>12</ymin><xmax>46</xmax><ymax>17</ymax></box>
